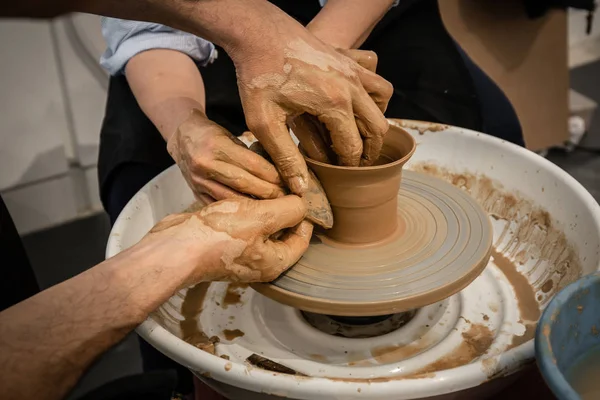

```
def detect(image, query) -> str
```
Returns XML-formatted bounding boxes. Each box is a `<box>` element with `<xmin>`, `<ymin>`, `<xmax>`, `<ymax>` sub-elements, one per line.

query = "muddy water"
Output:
<box><xmin>567</xmin><ymin>345</ymin><xmax>600</xmax><ymax>400</ymax></box>
<box><xmin>221</xmin><ymin>283</ymin><xmax>248</xmax><ymax>308</ymax></box>
<box><xmin>179</xmin><ymin>282</ymin><xmax>218</xmax><ymax>353</ymax></box>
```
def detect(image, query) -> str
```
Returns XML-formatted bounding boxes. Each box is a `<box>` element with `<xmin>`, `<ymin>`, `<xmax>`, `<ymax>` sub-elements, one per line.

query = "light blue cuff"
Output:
<box><xmin>100</xmin><ymin>17</ymin><xmax>216</xmax><ymax>76</ymax></box>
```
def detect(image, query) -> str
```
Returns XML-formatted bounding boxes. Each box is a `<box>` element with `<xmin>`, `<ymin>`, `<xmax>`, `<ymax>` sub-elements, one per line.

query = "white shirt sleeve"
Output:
<box><xmin>100</xmin><ymin>17</ymin><xmax>217</xmax><ymax>76</ymax></box>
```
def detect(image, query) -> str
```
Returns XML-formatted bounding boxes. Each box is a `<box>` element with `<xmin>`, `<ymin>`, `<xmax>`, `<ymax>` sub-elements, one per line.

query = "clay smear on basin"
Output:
<box><xmin>411</xmin><ymin>163</ymin><xmax>582</xmax><ymax>348</ymax></box>
<box><xmin>151</xmin><ymin>282</ymin><xmax>220</xmax><ymax>354</ymax></box>
<box><xmin>221</xmin><ymin>283</ymin><xmax>248</xmax><ymax>309</ymax></box>
<box><xmin>398</xmin><ymin>120</ymin><xmax>449</xmax><ymax>135</ymax></box>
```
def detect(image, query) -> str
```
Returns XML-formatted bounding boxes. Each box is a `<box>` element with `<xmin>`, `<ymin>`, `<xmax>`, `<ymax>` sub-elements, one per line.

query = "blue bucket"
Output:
<box><xmin>536</xmin><ymin>272</ymin><xmax>600</xmax><ymax>399</ymax></box>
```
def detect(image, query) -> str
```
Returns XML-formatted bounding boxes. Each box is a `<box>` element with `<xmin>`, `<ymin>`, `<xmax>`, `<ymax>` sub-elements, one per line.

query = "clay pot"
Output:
<box><xmin>306</xmin><ymin>125</ymin><xmax>416</xmax><ymax>245</ymax></box>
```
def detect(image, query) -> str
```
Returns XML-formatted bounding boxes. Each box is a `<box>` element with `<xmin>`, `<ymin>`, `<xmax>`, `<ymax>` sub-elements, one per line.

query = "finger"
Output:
<box><xmin>209</xmin><ymin>161</ymin><xmax>286</xmax><ymax>199</ymax></box>
<box><xmin>263</xmin><ymin>220</ymin><xmax>314</xmax><ymax>280</ymax></box>
<box><xmin>219</xmin><ymin>143</ymin><xmax>282</xmax><ymax>186</ymax></box>
<box><xmin>356</xmin><ymin>67</ymin><xmax>393</xmax><ymax>114</ymax></box>
<box><xmin>318</xmin><ymin>104</ymin><xmax>362</xmax><ymax>167</ymax></box>
<box><xmin>249</xmin><ymin>141</ymin><xmax>270</xmax><ymax>161</ymax></box>
<box><xmin>256</xmin><ymin>195</ymin><xmax>308</xmax><ymax>235</ymax></box>
<box><xmin>247</xmin><ymin>109</ymin><xmax>309</xmax><ymax>195</ymax></box>
<box><xmin>353</xmin><ymin>90</ymin><xmax>389</xmax><ymax>166</ymax></box>
<box><xmin>338</xmin><ymin>49</ymin><xmax>378</xmax><ymax>73</ymax></box>
<box><xmin>192</xmin><ymin>176</ymin><xmax>247</xmax><ymax>201</ymax></box>
<box><xmin>289</xmin><ymin>114</ymin><xmax>334</xmax><ymax>164</ymax></box>
<box><xmin>197</xmin><ymin>193</ymin><xmax>217</xmax><ymax>205</ymax></box>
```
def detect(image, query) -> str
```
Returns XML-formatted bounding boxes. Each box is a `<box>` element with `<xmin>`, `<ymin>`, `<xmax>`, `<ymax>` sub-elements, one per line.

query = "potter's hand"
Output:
<box><xmin>235</xmin><ymin>27</ymin><xmax>393</xmax><ymax>190</ymax></box>
<box><xmin>145</xmin><ymin>196</ymin><xmax>313</xmax><ymax>284</ymax></box>
<box><xmin>289</xmin><ymin>49</ymin><xmax>390</xmax><ymax>165</ymax></box>
<box><xmin>167</xmin><ymin>109</ymin><xmax>285</xmax><ymax>203</ymax></box>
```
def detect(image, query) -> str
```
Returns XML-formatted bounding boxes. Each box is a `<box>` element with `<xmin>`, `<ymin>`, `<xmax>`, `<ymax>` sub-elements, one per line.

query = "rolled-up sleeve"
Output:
<box><xmin>100</xmin><ymin>17</ymin><xmax>217</xmax><ymax>76</ymax></box>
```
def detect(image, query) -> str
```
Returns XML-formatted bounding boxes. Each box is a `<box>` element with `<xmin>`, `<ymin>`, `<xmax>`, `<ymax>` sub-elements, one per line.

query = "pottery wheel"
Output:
<box><xmin>252</xmin><ymin>171</ymin><xmax>493</xmax><ymax>316</ymax></box>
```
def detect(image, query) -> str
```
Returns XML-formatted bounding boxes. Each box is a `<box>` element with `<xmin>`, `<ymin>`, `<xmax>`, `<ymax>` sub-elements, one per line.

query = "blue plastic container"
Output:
<box><xmin>536</xmin><ymin>272</ymin><xmax>600</xmax><ymax>399</ymax></box>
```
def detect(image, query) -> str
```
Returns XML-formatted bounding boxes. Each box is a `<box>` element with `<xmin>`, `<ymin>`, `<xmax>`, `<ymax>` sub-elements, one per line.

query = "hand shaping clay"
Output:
<box><xmin>250</xmin><ymin>141</ymin><xmax>333</xmax><ymax>229</ymax></box>
<box><xmin>306</xmin><ymin>126</ymin><xmax>416</xmax><ymax>244</ymax></box>
<box><xmin>252</xmin><ymin>125</ymin><xmax>493</xmax><ymax>317</ymax></box>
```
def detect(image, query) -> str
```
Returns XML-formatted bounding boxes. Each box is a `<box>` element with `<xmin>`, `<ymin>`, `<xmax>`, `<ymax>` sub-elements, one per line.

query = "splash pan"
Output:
<box><xmin>107</xmin><ymin>120</ymin><xmax>600</xmax><ymax>400</ymax></box>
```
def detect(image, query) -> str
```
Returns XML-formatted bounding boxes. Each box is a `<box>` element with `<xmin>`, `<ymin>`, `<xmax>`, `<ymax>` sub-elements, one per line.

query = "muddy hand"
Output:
<box><xmin>145</xmin><ymin>196</ymin><xmax>313</xmax><ymax>285</ymax></box>
<box><xmin>167</xmin><ymin>109</ymin><xmax>285</xmax><ymax>204</ymax></box>
<box><xmin>287</xmin><ymin>49</ymin><xmax>392</xmax><ymax>166</ymax></box>
<box><xmin>249</xmin><ymin>141</ymin><xmax>333</xmax><ymax>229</ymax></box>
<box><xmin>336</xmin><ymin>49</ymin><xmax>390</xmax><ymax>114</ymax></box>
<box><xmin>235</xmin><ymin>27</ymin><xmax>392</xmax><ymax>187</ymax></box>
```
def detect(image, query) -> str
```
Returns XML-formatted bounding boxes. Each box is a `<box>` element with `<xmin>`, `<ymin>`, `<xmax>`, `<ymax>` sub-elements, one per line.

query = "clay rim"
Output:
<box><xmin>303</xmin><ymin>126</ymin><xmax>416</xmax><ymax>170</ymax></box>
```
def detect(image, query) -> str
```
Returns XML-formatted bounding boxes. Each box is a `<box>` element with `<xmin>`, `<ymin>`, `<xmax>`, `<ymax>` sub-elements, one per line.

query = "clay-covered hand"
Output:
<box><xmin>235</xmin><ymin>27</ymin><xmax>393</xmax><ymax>191</ymax></box>
<box><xmin>289</xmin><ymin>48</ymin><xmax>390</xmax><ymax>165</ymax></box>
<box><xmin>167</xmin><ymin>109</ymin><xmax>285</xmax><ymax>203</ymax></box>
<box><xmin>143</xmin><ymin>196</ymin><xmax>313</xmax><ymax>286</ymax></box>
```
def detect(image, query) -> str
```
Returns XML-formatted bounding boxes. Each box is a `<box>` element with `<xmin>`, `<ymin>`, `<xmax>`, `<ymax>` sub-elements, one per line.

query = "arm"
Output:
<box><xmin>124</xmin><ymin>49</ymin><xmax>284</xmax><ymax>201</ymax></box>
<box><xmin>6</xmin><ymin>0</ymin><xmax>393</xmax><ymax>184</ymax></box>
<box><xmin>0</xmin><ymin>195</ymin><xmax>311</xmax><ymax>400</ymax></box>
<box><xmin>308</xmin><ymin>0</ymin><xmax>397</xmax><ymax>49</ymax></box>
<box><xmin>125</xmin><ymin>49</ymin><xmax>206</xmax><ymax>141</ymax></box>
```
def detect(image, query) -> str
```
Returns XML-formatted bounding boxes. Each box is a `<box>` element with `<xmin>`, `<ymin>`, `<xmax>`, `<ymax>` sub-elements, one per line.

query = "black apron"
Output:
<box><xmin>98</xmin><ymin>0</ymin><xmax>484</xmax><ymax>208</ymax></box>
<box><xmin>0</xmin><ymin>195</ymin><xmax>39</xmax><ymax>312</ymax></box>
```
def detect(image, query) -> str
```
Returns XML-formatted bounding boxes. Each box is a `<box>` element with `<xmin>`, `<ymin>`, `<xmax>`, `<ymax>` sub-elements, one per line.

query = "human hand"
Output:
<box><xmin>144</xmin><ymin>196</ymin><xmax>313</xmax><ymax>286</ymax></box>
<box><xmin>167</xmin><ymin>109</ymin><xmax>285</xmax><ymax>203</ymax></box>
<box><xmin>289</xmin><ymin>48</ymin><xmax>390</xmax><ymax>165</ymax></box>
<box><xmin>234</xmin><ymin>22</ymin><xmax>393</xmax><ymax>192</ymax></box>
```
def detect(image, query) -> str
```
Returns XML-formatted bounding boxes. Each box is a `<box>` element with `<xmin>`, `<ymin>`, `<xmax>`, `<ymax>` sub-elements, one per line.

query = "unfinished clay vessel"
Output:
<box><xmin>306</xmin><ymin>125</ymin><xmax>416</xmax><ymax>245</ymax></box>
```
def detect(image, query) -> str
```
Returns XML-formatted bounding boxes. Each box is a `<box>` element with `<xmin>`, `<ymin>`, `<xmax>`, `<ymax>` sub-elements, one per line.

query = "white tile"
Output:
<box><xmin>0</xmin><ymin>20</ymin><xmax>71</xmax><ymax>190</ymax></box>
<box><xmin>2</xmin><ymin>175</ymin><xmax>78</xmax><ymax>235</ymax></box>
<box><xmin>53</xmin><ymin>15</ymin><xmax>108</xmax><ymax>167</ymax></box>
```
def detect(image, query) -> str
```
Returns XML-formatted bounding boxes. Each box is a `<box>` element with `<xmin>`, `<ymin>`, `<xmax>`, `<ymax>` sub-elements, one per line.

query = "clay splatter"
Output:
<box><xmin>397</xmin><ymin>120</ymin><xmax>449</xmax><ymax>135</ymax></box>
<box><xmin>413</xmin><ymin>324</ymin><xmax>494</xmax><ymax>374</ymax></box>
<box><xmin>410</xmin><ymin>162</ymin><xmax>582</xmax><ymax>304</ymax></box>
<box><xmin>491</xmin><ymin>250</ymin><xmax>540</xmax><ymax>349</ymax></box>
<box><xmin>223</xmin><ymin>329</ymin><xmax>245</xmax><ymax>340</ymax></box>
<box><xmin>222</xmin><ymin>283</ymin><xmax>249</xmax><ymax>309</ymax></box>
<box><xmin>179</xmin><ymin>283</ymin><xmax>219</xmax><ymax>354</ymax></box>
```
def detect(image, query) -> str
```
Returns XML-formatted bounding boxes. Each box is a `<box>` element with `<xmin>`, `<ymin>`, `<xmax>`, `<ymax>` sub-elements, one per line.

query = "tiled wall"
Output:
<box><xmin>0</xmin><ymin>14</ymin><xmax>107</xmax><ymax>234</ymax></box>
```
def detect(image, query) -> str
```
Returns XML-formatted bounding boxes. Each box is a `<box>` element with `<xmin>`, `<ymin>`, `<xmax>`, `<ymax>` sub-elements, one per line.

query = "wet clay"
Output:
<box><xmin>246</xmin><ymin>354</ymin><xmax>304</xmax><ymax>376</ymax></box>
<box><xmin>249</xmin><ymin>141</ymin><xmax>333</xmax><ymax>229</ymax></box>
<box><xmin>410</xmin><ymin>162</ymin><xmax>582</xmax><ymax>305</ymax></box>
<box><xmin>252</xmin><ymin>170</ymin><xmax>493</xmax><ymax>316</ymax></box>
<box><xmin>222</xmin><ymin>329</ymin><xmax>245</xmax><ymax>340</ymax></box>
<box><xmin>179</xmin><ymin>283</ymin><xmax>219</xmax><ymax>354</ymax></box>
<box><xmin>221</xmin><ymin>283</ymin><xmax>248</xmax><ymax>309</ymax></box>
<box><xmin>289</xmin><ymin>114</ymin><xmax>335</xmax><ymax>164</ymax></box>
<box><xmin>306</xmin><ymin>125</ymin><xmax>416</xmax><ymax>244</ymax></box>
<box><xmin>413</xmin><ymin>324</ymin><xmax>495</xmax><ymax>374</ymax></box>
<box><xmin>398</xmin><ymin>120</ymin><xmax>449</xmax><ymax>135</ymax></box>
<box><xmin>491</xmin><ymin>250</ymin><xmax>541</xmax><ymax>349</ymax></box>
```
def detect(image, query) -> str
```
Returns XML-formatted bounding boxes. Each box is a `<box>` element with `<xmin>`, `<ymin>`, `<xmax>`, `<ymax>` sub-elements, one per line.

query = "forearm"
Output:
<box><xmin>2</xmin><ymin>0</ymin><xmax>294</xmax><ymax>65</ymax></box>
<box><xmin>307</xmin><ymin>0</ymin><xmax>396</xmax><ymax>49</ymax></box>
<box><xmin>0</xmin><ymin>239</ymin><xmax>199</xmax><ymax>400</ymax></box>
<box><xmin>126</xmin><ymin>49</ymin><xmax>206</xmax><ymax>141</ymax></box>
